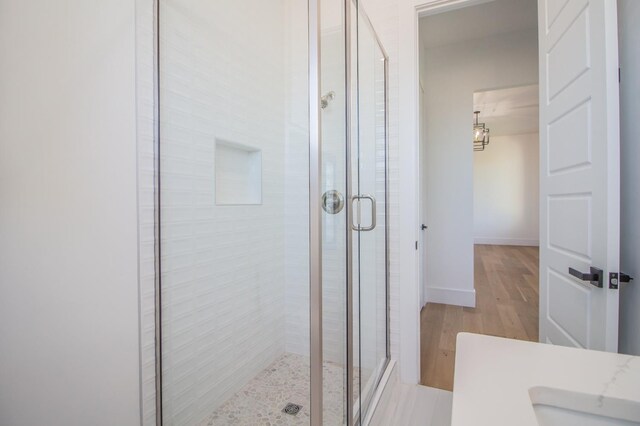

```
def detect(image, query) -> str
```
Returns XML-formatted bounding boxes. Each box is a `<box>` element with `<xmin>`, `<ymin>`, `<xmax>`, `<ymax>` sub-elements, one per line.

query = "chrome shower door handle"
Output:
<box><xmin>351</xmin><ymin>194</ymin><xmax>376</xmax><ymax>231</ymax></box>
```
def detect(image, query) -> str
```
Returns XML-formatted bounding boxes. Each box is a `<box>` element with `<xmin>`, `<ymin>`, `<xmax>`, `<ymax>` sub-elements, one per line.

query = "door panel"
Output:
<box><xmin>547</xmin><ymin>5</ymin><xmax>590</xmax><ymax>100</ymax></box>
<box><xmin>353</xmin><ymin>5</ymin><xmax>389</xmax><ymax>421</ymax></box>
<box><xmin>539</xmin><ymin>0</ymin><xmax>620</xmax><ymax>351</ymax></box>
<box><xmin>547</xmin><ymin>101</ymin><xmax>591</xmax><ymax>173</ymax></box>
<box><xmin>548</xmin><ymin>269</ymin><xmax>591</xmax><ymax>346</ymax></box>
<box><xmin>319</xmin><ymin>0</ymin><xmax>350</xmax><ymax>422</ymax></box>
<box><xmin>548</xmin><ymin>196</ymin><xmax>591</xmax><ymax>259</ymax></box>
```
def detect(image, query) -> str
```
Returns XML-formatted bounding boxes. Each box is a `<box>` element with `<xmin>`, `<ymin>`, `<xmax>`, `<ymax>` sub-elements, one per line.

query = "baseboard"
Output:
<box><xmin>425</xmin><ymin>287</ymin><xmax>476</xmax><ymax>308</ymax></box>
<box><xmin>474</xmin><ymin>237</ymin><xmax>539</xmax><ymax>246</ymax></box>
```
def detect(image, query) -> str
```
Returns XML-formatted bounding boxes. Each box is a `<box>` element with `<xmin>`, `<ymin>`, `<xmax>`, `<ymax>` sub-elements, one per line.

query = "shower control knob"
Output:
<box><xmin>322</xmin><ymin>190</ymin><xmax>344</xmax><ymax>214</ymax></box>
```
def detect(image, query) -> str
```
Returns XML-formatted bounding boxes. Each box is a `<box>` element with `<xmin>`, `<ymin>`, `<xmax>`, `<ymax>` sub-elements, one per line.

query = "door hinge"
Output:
<box><xmin>619</xmin><ymin>67</ymin><xmax>621</xmax><ymax>83</ymax></box>
<box><xmin>415</xmin><ymin>241</ymin><xmax>418</xmax><ymax>250</ymax></box>
<box><xmin>609</xmin><ymin>272</ymin><xmax>634</xmax><ymax>289</ymax></box>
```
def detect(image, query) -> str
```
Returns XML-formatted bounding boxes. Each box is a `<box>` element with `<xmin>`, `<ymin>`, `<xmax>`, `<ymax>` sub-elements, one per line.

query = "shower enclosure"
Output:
<box><xmin>155</xmin><ymin>0</ymin><xmax>389</xmax><ymax>424</ymax></box>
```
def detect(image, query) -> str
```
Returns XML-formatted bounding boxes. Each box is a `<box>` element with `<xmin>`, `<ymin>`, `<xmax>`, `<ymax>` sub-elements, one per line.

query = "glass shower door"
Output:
<box><xmin>318</xmin><ymin>0</ymin><xmax>352</xmax><ymax>423</ymax></box>
<box><xmin>156</xmin><ymin>0</ymin><xmax>387</xmax><ymax>424</ymax></box>
<box><xmin>318</xmin><ymin>1</ymin><xmax>389</xmax><ymax>423</ymax></box>
<box><xmin>353</xmin><ymin>6</ymin><xmax>389</xmax><ymax>421</ymax></box>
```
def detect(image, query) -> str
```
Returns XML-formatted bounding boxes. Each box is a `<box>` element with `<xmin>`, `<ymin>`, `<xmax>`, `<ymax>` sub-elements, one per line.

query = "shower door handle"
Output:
<box><xmin>351</xmin><ymin>194</ymin><xmax>376</xmax><ymax>232</ymax></box>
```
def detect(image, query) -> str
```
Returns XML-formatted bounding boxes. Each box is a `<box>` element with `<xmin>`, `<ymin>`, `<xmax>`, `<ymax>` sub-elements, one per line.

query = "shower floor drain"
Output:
<box><xmin>282</xmin><ymin>403</ymin><xmax>302</xmax><ymax>416</ymax></box>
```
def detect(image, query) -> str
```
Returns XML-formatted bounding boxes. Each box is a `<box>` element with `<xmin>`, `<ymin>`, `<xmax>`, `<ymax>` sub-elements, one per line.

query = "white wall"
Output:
<box><xmin>618</xmin><ymin>0</ymin><xmax>640</xmax><ymax>356</ymax></box>
<box><xmin>418</xmin><ymin>84</ymin><xmax>427</xmax><ymax>306</ymax></box>
<box><xmin>421</xmin><ymin>28</ymin><xmax>538</xmax><ymax>307</ymax></box>
<box><xmin>284</xmin><ymin>0</ymin><xmax>312</xmax><ymax>359</ymax></box>
<box><xmin>419</xmin><ymin>44</ymin><xmax>429</xmax><ymax>308</ymax></box>
<box><xmin>0</xmin><ymin>1</ymin><xmax>141</xmax><ymax>425</ymax></box>
<box><xmin>473</xmin><ymin>133</ymin><xmax>540</xmax><ymax>246</ymax></box>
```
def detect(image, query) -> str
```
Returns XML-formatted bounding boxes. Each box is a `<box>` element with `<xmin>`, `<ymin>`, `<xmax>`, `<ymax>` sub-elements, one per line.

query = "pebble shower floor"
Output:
<box><xmin>198</xmin><ymin>353</ymin><xmax>363</xmax><ymax>425</ymax></box>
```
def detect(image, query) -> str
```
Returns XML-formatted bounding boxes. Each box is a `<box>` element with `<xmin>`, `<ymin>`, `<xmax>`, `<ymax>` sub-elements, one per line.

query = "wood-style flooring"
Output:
<box><xmin>420</xmin><ymin>244</ymin><xmax>539</xmax><ymax>391</ymax></box>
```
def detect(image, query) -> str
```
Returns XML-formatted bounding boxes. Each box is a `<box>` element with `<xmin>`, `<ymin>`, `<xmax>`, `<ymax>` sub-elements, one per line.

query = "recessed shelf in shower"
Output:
<box><xmin>215</xmin><ymin>139</ymin><xmax>262</xmax><ymax>205</ymax></box>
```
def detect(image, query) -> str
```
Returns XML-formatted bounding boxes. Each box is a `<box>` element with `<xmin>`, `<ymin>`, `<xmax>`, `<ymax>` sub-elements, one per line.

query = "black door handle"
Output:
<box><xmin>620</xmin><ymin>273</ymin><xmax>634</xmax><ymax>283</ymax></box>
<box><xmin>421</xmin><ymin>224</ymin><xmax>427</xmax><ymax>230</ymax></box>
<box><xmin>569</xmin><ymin>267</ymin><xmax>603</xmax><ymax>288</ymax></box>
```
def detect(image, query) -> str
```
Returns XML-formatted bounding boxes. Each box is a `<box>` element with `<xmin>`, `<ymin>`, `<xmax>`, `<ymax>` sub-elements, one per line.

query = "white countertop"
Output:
<box><xmin>451</xmin><ymin>333</ymin><xmax>640</xmax><ymax>426</ymax></box>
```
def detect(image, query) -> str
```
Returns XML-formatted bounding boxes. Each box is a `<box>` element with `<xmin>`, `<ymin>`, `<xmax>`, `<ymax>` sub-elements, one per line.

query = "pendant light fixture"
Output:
<box><xmin>473</xmin><ymin>110</ymin><xmax>490</xmax><ymax>151</ymax></box>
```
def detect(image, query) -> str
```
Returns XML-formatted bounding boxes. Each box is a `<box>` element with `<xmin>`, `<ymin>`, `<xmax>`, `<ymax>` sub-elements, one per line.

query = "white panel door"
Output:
<box><xmin>539</xmin><ymin>0</ymin><xmax>620</xmax><ymax>351</ymax></box>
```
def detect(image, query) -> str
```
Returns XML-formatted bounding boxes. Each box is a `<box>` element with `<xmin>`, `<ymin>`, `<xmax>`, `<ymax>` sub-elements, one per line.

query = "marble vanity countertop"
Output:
<box><xmin>451</xmin><ymin>333</ymin><xmax>640</xmax><ymax>426</ymax></box>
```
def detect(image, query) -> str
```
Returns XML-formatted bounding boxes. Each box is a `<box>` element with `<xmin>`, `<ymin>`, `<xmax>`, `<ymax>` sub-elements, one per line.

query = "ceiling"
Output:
<box><xmin>473</xmin><ymin>84</ymin><xmax>539</xmax><ymax>136</ymax></box>
<box><xmin>419</xmin><ymin>0</ymin><xmax>538</xmax><ymax>49</ymax></box>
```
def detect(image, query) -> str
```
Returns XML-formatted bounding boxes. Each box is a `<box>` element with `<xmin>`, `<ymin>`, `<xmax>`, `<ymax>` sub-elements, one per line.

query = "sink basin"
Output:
<box><xmin>529</xmin><ymin>386</ymin><xmax>640</xmax><ymax>426</ymax></box>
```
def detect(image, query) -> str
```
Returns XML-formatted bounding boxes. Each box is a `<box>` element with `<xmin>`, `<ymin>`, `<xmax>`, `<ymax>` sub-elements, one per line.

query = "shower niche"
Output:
<box><xmin>215</xmin><ymin>139</ymin><xmax>262</xmax><ymax>205</ymax></box>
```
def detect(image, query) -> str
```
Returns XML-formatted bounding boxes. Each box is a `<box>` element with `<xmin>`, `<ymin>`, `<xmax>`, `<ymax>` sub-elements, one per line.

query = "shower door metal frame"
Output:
<box><xmin>308</xmin><ymin>0</ymin><xmax>324</xmax><ymax>424</ymax></box>
<box><xmin>152</xmin><ymin>0</ymin><xmax>163</xmax><ymax>424</ymax></box>
<box><xmin>344</xmin><ymin>0</ymin><xmax>355</xmax><ymax>424</ymax></box>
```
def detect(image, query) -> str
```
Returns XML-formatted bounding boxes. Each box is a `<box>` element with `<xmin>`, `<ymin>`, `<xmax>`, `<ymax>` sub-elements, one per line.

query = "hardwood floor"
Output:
<box><xmin>420</xmin><ymin>244</ymin><xmax>539</xmax><ymax>391</ymax></box>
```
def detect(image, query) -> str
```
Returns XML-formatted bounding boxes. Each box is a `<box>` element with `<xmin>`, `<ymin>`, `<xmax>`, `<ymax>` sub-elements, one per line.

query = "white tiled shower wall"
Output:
<box><xmin>360</xmin><ymin>0</ymin><xmax>401</xmax><ymax>363</ymax></box>
<box><xmin>156</xmin><ymin>1</ymin><xmax>312</xmax><ymax>425</ymax></box>
<box><xmin>283</xmin><ymin>0</ymin><xmax>312</xmax><ymax>359</ymax></box>
<box><xmin>286</xmin><ymin>22</ymin><xmax>351</xmax><ymax>366</ymax></box>
<box><xmin>320</xmin><ymin>27</ymin><xmax>349</xmax><ymax>365</ymax></box>
<box><xmin>136</xmin><ymin>1</ymin><xmax>401</xmax><ymax>425</ymax></box>
<box><xmin>355</xmin><ymin>16</ymin><xmax>389</xmax><ymax>381</ymax></box>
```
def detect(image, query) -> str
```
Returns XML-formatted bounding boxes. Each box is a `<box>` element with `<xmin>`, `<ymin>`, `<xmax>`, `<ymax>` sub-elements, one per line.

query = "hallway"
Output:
<box><xmin>420</xmin><ymin>244</ymin><xmax>539</xmax><ymax>390</ymax></box>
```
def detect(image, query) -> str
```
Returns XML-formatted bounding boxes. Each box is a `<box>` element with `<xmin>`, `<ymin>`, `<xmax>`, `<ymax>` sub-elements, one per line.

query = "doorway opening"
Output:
<box><xmin>417</xmin><ymin>0</ymin><xmax>540</xmax><ymax>390</ymax></box>
<box><xmin>472</xmin><ymin>83</ymin><xmax>541</xmax><ymax>340</ymax></box>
